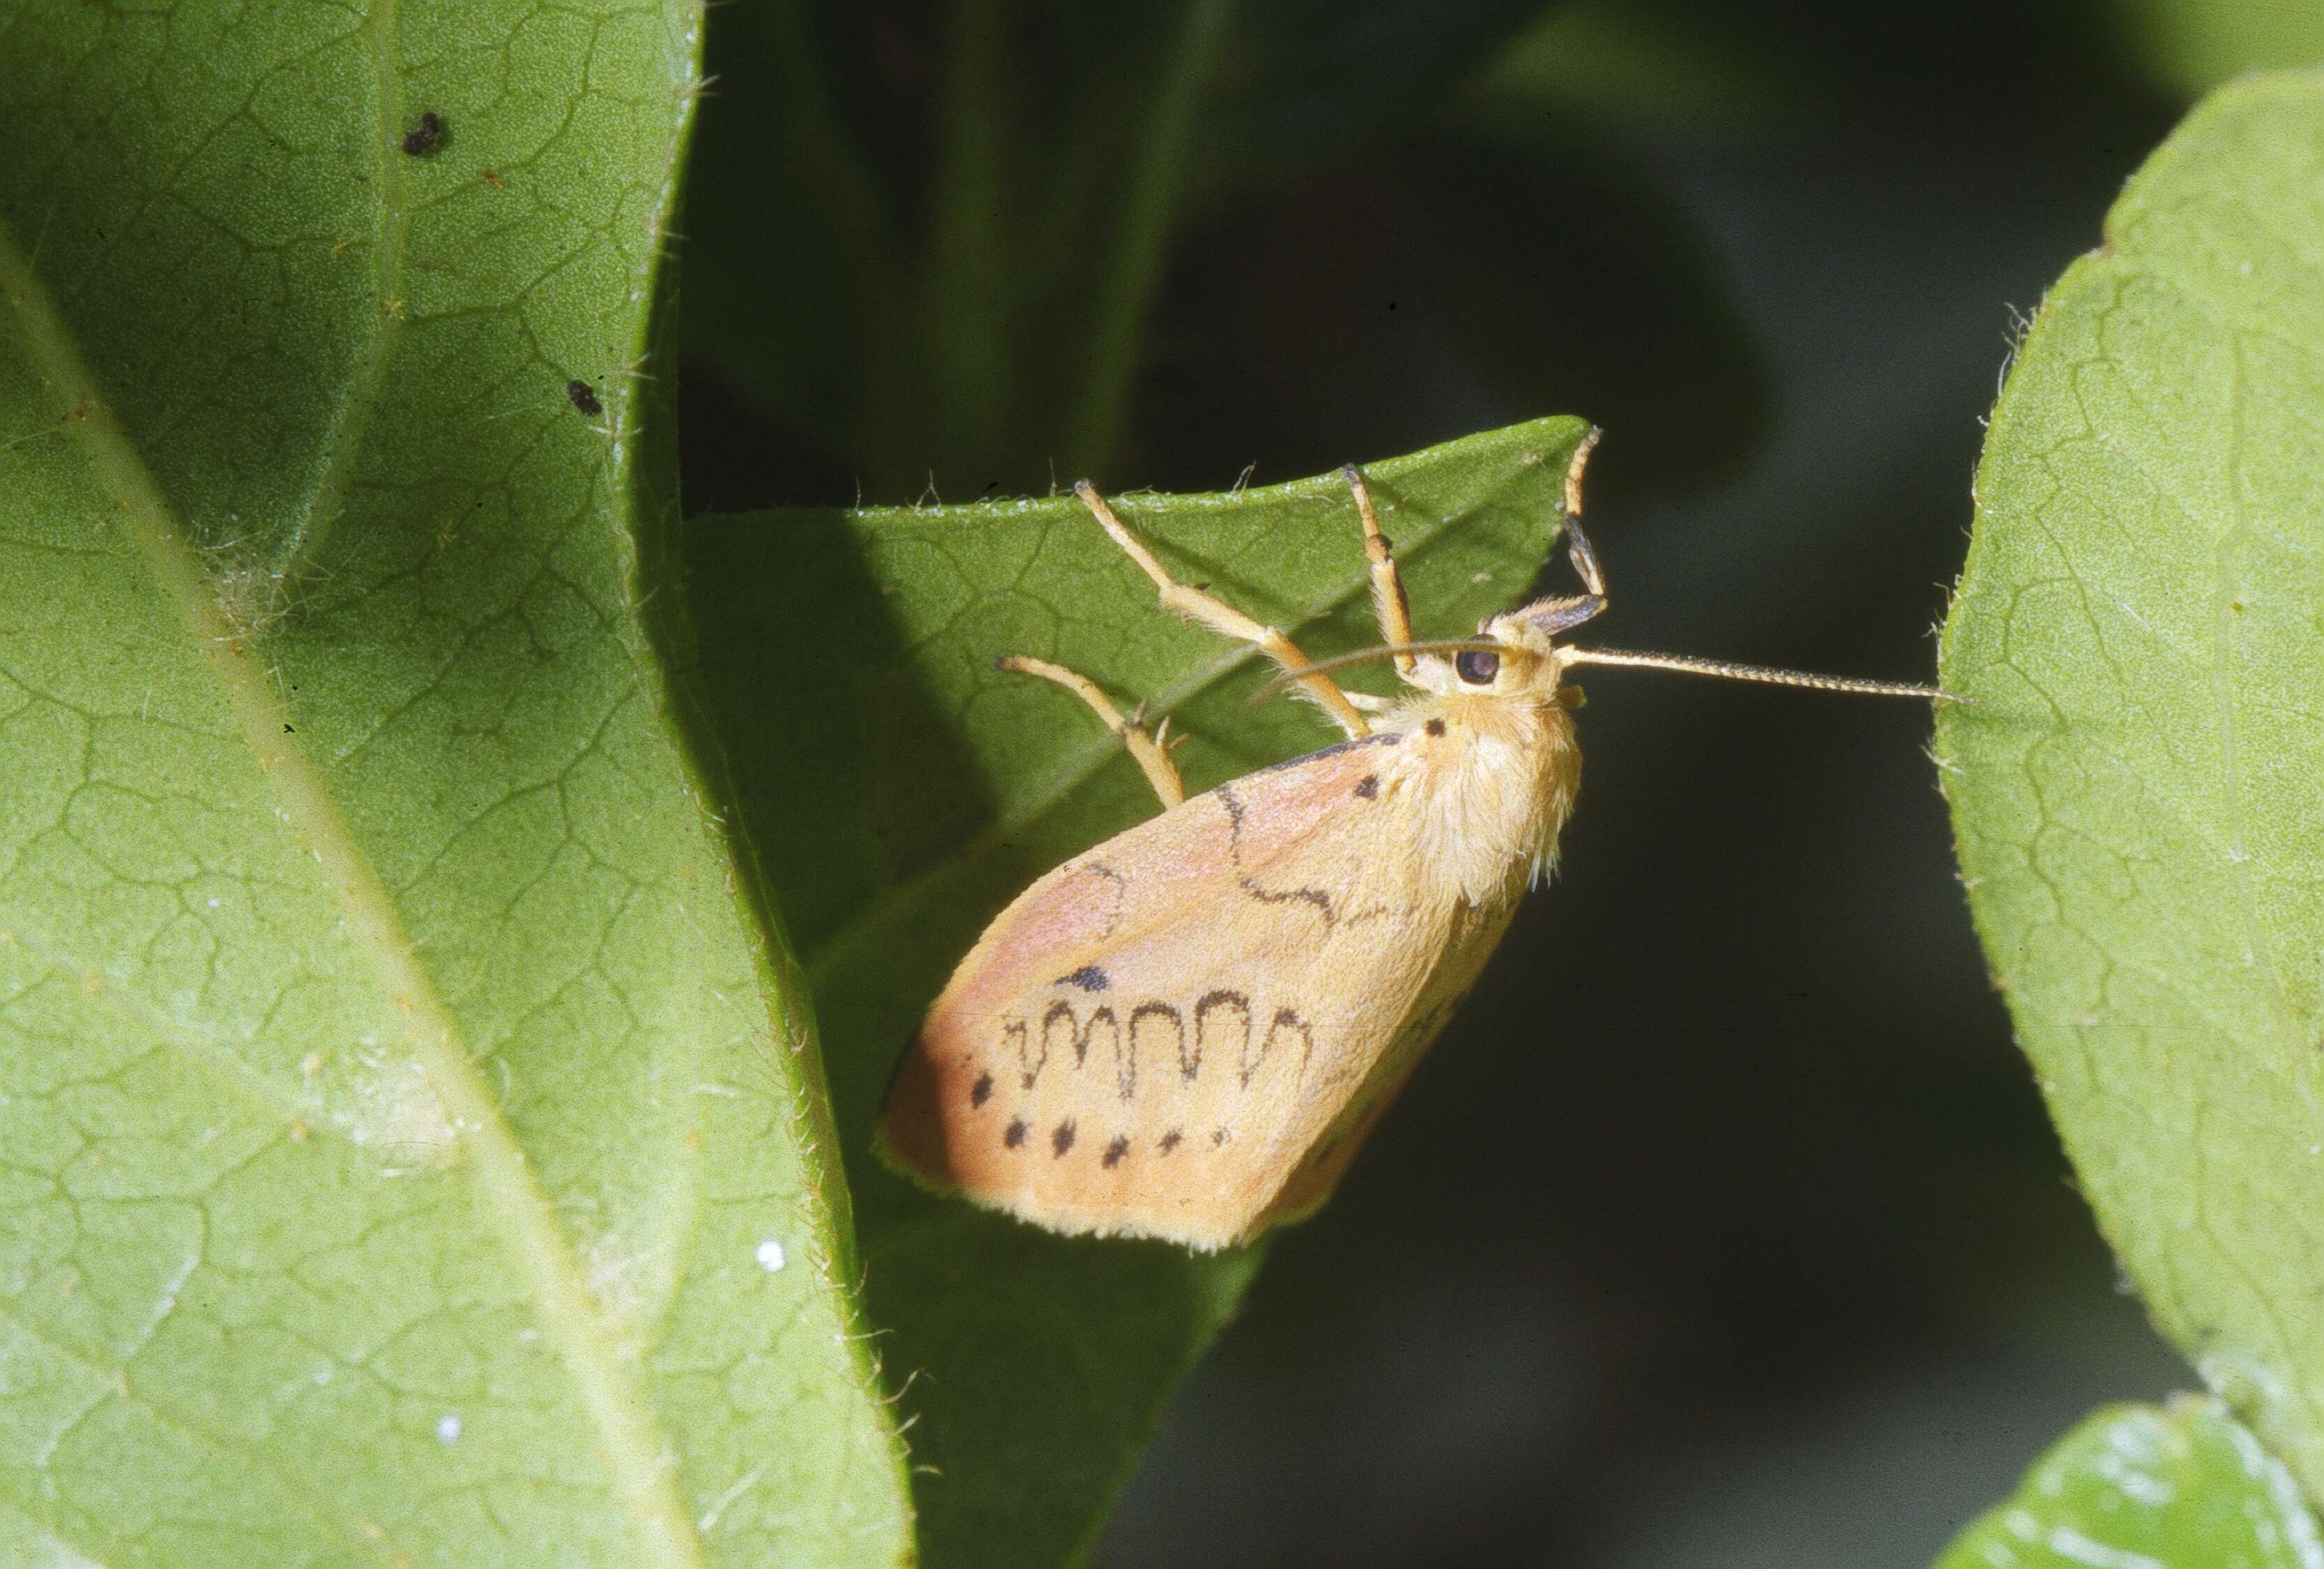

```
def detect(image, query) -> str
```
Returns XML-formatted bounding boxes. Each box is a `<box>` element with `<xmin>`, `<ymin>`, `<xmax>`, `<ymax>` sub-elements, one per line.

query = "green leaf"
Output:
<box><xmin>0</xmin><ymin>3</ymin><xmax>910</xmax><ymax>1566</ymax></box>
<box><xmin>1475</xmin><ymin>0</ymin><xmax>1802</xmax><ymax>131</ymax></box>
<box><xmin>1938</xmin><ymin>71</ymin><xmax>2324</xmax><ymax>1503</ymax></box>
<box><xmin>1933</xmin><ymin>1399</ymin><xmax>2323</xmax><ymax>1569</ymax></box>
<box><xmin>2112</xmin><ymin>0</ymin><xmax>2324</xmax><ymax>99</ymax></box>
<box><xmin>684</xmin><ymin>416</ymin><xmax>1591</xmax><ymax>1565</ymax></box>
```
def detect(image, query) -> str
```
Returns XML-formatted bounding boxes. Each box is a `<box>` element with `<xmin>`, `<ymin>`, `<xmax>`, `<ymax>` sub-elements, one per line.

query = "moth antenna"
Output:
<box><xmin>1559</xmin><ymin>647</ymin><xmax>1959</xmax><ymax>701</ymax></box>
<box><xmin>1248</xmin><ymin>638</ymin><xmax>1502</xmax><ymax>703</ymax></box>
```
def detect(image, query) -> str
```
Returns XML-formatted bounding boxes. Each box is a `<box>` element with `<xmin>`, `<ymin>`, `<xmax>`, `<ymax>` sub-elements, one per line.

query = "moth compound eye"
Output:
<box><xmin>1455</xmin><ymin>649</ymin><xmax>1500</xmax><ymax>685</ymax></box>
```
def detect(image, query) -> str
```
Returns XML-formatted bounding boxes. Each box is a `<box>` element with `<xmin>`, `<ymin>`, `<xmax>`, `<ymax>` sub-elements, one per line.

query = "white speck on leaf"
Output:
<box><xmin>756</xmin><ymin>1239</ymin><xmax>786</xmax><ymax>1273</ymax></box>
<box><xmin>437</xmin><ymin>1413</ymin><xmax>461</xmax><ymax>1444</ymax></box>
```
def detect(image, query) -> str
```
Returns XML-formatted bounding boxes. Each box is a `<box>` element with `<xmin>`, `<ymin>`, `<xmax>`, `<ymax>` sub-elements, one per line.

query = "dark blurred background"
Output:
<box><xmin>676</xmin><ymin>3</ymin><xmax>2322</xmax><ymax>1563</ymax></box>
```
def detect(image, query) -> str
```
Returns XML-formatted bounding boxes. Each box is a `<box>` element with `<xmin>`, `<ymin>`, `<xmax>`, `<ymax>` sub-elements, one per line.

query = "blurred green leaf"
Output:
<box><xmin>1933</xmin><ymin>1399</ymin><xmax>2323</xmax><ymax>1569</ymax></box>
<box><xmin>1187</xmin><ymin>0</ymin><xmax>1548</xmax><ymax>181</ymax></box>
<box><xmin>1135</xmin><ymin>130</ymin><xmax>1770</xmax><ymax>498</ymax></box>
<box><xmin>685</xmin><ymin>414</ymin><xmax>1591</xmax><ymax>1566</ymax></box>
<box><xmin>1474</xmin><ymin>0</ymin><xmax>1800</xmax><ymax>131</ymax></box>
<box><xmin>0</xmin><ymin>0</ymin><xmax>911</xmax><ymax>1563</ymax></box>
<box><xmin>2114</xmin><ymin>0</ymin><xmax>2324</xmax><ymax>99</ymax></box>
<box><xmin>1938</xmin><ymin>71</ymin><xmax>2324</xmax><ymax>1503</ymax></box>
<box><xmin>678</xmin><ymin>0</ymin><xmax>1555</xmax><ymax>504</ymax></box>
<box><xmin>678</xmin><ymin>0</ymin><xmax>906</xmax><ymax>471</ymax></box>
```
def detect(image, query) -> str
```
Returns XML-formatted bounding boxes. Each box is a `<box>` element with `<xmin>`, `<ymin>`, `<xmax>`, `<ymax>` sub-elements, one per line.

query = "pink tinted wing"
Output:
<box><xmin>878</xmin><ymin>728</ymin><xmax>1431</xmax><ymax>1242</ymax></box>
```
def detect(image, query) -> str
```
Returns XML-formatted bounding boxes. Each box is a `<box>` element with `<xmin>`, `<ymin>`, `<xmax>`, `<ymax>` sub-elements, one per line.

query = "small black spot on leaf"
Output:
<box><xmin>1004</xmin><ymin>1118</ymin><xmax>1027</xmax><ymax>1148</ymax></box>
<box><xmin>970</xmin><ymin>1072</ymin><xmax>993</xmax><ymax>1108</ymax></box>
<box><xmin>1103</xmin><ymin>1135</ymin><xmax>1129</xmax><ymax>1168</ymax></box>
<box><xmin>566</xmin><ymin>379</ymin><xmax>602</xmax><ymax>416</ymax></box>
<box><xmin>401</xmin><ymin>112</ymin><xmax>443</xmax><ymax>154</ymax></box>
<box><xmin>1052</xmin><ymin>1121</ymin><xmax>1077</xmax><ymax>1156</ymax></box>
<box><xmin>1057</xmin><ymin>965</ymin><xmax>1109</xmax><ymax>991</ymax></box>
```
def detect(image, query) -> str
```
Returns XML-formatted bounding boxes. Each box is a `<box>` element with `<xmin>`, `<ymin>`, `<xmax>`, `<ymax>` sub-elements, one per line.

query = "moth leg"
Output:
<box><xmin>1562</xmin><ymin>516</ymin><xmax>1608</xmax><ymax>599</ymax></box>
<box><xmin>996</xmin><ymin>655</ymin><xmax>1186</xmax><ymax>808</ymax></box>
<box><xmin>1508</xmin><ymin>433</ymin><xmax>1613</xmax><ymax>636</ymax></box>
<box><xmin>1074</xmin><ymin>481</ymin><xmax>1370</xmax><ymax>739</ymax></box>
<box><xmin>1344</xmin><ymin>689</ymin><xmax>1397</xmax><ymax>714</ymax></box>
<box><xmin>1341</xmin><ymin>465</ymin><xmax>1419</xmax><ymax>684</ymax></box>
<box><xmin>1511</xmin><ymin>518</ymin><xmax>1610</xmax><ymax>637</ymax></box>
<box><xmin>1560</xmin><ymin>429</ymin><xmax>1611</xmax><ymax>601</ymax></box>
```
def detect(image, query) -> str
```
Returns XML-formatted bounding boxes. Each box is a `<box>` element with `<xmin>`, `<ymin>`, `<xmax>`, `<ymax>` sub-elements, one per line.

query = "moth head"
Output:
<box><xmin>1435</xmin><ymin>595</ymin><xmax>1600</xmax><ymax>701</ymax></box>
<box><xmin>1395</xmin><ymin>618</ymin><xmax>1548</xmax><ymax>702</ymax></box>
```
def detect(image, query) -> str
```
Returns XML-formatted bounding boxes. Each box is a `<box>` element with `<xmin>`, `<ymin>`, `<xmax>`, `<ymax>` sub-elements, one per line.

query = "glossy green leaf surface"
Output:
<box><xmin>685</xmin><ymin>415</ymin><xmax>1590</xmax><ymax>1566</ymax></box>
<box><xmin>1938</xmin><ymin>72</ymin><xmax>2324</xmax><ymax>1503</ymax></box>
<box><xmin>1935</xmin><ymin>1399</ymin><xmax>2324</xmax><ymax>1569</ymax></box>
<box><xmin>0</xmin><ymin>2</ymin><xmax>910</xmax><ymax>1565</ymax></box>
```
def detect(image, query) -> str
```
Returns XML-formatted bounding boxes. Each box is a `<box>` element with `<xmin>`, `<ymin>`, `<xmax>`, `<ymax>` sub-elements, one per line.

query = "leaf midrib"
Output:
<box><xmin>281</xmin><ymin>0</ymin><xmax>413</xmax><ymax>586</ymax></box>
<box><xmin>0</xmin><ymin>216</ymin><xmax>711</xmax><ymax>1569</ymax></box>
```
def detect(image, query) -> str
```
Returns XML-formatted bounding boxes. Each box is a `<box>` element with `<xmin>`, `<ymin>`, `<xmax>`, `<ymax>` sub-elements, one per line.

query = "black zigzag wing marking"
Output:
<box><xmin>1242</xmin><ymin>1004</ymin><xmax>1315</xmax><ymax>1087</ymax></box>
<box><xmin>1042</xmin><ymin>1000</ymin><xmax>1120</xmax><ymax>1072</ymax></box>
<box><xmin>1127</xmin><ymin>1001</ymin><xmax>1184</xmax><ymax>1100</ymax></box>
<box><xmin>1192</xmin><ymin>989</ymin><xmax>1249</xmax><ymax>1083</ymax></box>
<box><xmin>1004</xmin><ymin>1017</ymin><xmax>1044</xmax><ymax>1089</ymax></box>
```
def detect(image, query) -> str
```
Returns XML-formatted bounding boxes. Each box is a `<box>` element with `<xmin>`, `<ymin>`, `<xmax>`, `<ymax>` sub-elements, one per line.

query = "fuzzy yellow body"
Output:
<box><xmin>879</xmin><ymin>689</ymin><xmax>1580</xmax><ymax>1249</ymax></box>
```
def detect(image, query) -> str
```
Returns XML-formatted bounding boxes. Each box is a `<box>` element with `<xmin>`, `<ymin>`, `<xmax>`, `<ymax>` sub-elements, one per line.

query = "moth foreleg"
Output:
<box><xmin>1342</xmin><ymin>464</ymin><xmax>1419</xmax><ymax>685</ymax></box>
<box><xmin>1073</xmin><ymin>481</ymin><xmax>1370</xmax><ymax>740</ymax></box>
<box><xmin>996</xmin><ymin>655</ymin><xmax>1186</xmax><ymax>808</ymax></box>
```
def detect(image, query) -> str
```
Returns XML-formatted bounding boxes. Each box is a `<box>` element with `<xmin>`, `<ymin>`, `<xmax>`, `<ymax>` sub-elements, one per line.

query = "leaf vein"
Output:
<box><xmin>0</xmin><ymin>214</ymin><xmax>713</xmax><ymax>1569</ymax></box>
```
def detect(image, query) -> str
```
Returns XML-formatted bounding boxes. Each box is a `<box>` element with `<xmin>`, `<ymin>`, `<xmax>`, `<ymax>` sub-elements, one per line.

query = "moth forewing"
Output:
<box><xmin>876</xmin><ymin>715</ymin><xmax>1571</xmax><ymax>1249</ymax></box>
<box><xmin>1258</xmin><ymin>890</ymin><xmax>1528</xmax><ymax>1232</ymax></box>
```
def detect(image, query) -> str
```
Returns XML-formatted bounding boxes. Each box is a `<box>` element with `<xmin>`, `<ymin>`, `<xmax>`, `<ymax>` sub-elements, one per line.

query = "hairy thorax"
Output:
<box><xmin>1381</xmin><ymin>692</ymin><xmax>1581</xmax><ymax>908</ymax></box>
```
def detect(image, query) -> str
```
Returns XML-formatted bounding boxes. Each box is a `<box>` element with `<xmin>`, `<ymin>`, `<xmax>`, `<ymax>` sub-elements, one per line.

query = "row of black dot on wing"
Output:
<box><xmin>1002</xmin><ymin>1116</ymin><xmax>1228</xmax><ymax>1167</ymax></box>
